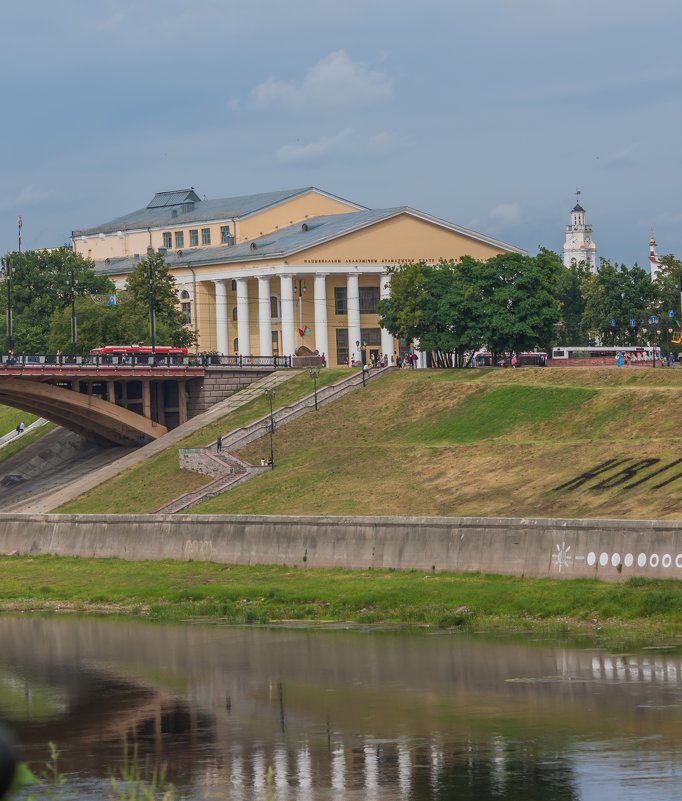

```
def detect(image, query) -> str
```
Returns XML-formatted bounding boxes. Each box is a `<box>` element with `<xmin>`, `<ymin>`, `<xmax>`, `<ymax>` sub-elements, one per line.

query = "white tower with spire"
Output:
<box><xmin>648</xmin><ymin>234</ymin><xmax>661</xmax><ymax>281</ymax></box>
<box><xmin>562</xmin><ymin>191</ymin><xmax>597</xmax><ymax>272</ymax></box>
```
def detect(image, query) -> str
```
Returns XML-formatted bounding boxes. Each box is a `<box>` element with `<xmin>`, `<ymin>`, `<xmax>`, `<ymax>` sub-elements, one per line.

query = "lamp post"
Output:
<box><xmin>355</xmin><ymin>339</ymin><xmax>360</xmax><ymax>368</ymax></box>
<box><xmin>70</xmin><ymin>268</ymin><xmax>77</xmax><ymax>356</ymax></box>
<box><xmin>1</xmin><ymin>255</ymin><xmax>12</xmax><ymax>354</ymax></box>
<box><xmin>308</xmin><ymin>365</ymin><xmax>321</xmax><ymax>410</ymax></box>
<box><xmin>147</xmin><ymin>250</ymin><xmax>157</xmax><ymax>354</ymax></box>
<box><xmin>263</xmin><ymin>387</ymin><xmax>276</xmax><ymax>469</ymax></box>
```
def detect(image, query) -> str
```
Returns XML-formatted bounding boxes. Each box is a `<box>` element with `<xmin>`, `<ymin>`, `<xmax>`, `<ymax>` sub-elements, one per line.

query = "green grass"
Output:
<box><xmin>407</xmin><ymin>385</ymin><xmax>597</xmax><ymax>443</ymax></box>
<box><xmin>59</xmin><ymin>366</ymin><xmax>682</xmax><ymax>519</ymax></box>
<box><xmin>58</xmin><ymin>369</ymin><xmax>348</xmax><ymax>513</ymax></box>
<box><xmin>5</xmin><ymin>554</ymin><xmax>682</xmax><ymax>648</ymax></box>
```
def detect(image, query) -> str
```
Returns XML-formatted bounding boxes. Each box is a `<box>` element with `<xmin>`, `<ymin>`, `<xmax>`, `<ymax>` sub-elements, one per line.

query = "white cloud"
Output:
<box><xmin>276</xmin><ymin>129</ymin><xmax>355</xmax><ymax>163</ymax></box>
<box><xmin>489</xmin><ymin>202</ymin><xmax>522</xmax><ymax>227</ymax></box>
<box><xmin>276</xmin><ymin>128</ymin><xmax>404</xmax><ymax>164</ymax></box>
<box><xmin>252</xmin><ymin>50</ymin><xmax>392</xmax><ymax>111</ymax></box>
<box><xmin>603</xmin><ymin>143</ymin><xmax>638</xmax><ymax>166</ymax></box>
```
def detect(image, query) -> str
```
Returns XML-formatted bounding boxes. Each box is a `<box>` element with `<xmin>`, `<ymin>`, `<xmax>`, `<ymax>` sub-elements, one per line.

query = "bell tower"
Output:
<box><xmin>562</xmin><ymin>191</ymin><xmax>597</xmax><ymax>272</ymax></box>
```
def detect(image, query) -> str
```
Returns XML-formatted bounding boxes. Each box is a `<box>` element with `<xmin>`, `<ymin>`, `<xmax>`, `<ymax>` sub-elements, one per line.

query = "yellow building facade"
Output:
<box><xmin>74</xmin><ymin>187</ymin><xmax>523</xmax><ymax>367</ymax></box>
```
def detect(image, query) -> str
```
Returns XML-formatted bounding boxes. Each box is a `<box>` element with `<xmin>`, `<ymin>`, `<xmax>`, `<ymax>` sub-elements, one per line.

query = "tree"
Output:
<box><xmin>48</xmin><ymin>297</ymin><xmax>123</xmax><ymax>354</ymax></box>
<box><xmin>0</xmin><ymin>248</ymin><xmax>113</xmax><ymax>352</ymax></box>
<box><xmin>476</xmin><ymin>250</ymin><xmax>561</xmax><ymax>357</ymax></box>
<box><xmin>654</xmin><ymin>254</ymin><xmax>682</xmax><ymax>349</ymax></box>
<box><xmin>118</xmin><ymin>252</ymin><xmax>197</xmax><ymax>348</ymax></box>
<box><xmin>581</xmin><ymin>261</ymin><xmax>658</xmax><ymax>345</ymax></box>
<box><xmin>379</xmin><ymin>250</ymin><xmax>561</xmax><ymax>366</ymax></box>
<box><xmin>556</xmin><ymin>260</ymin><xmax>594</xmax><ymax>345</ymax></box>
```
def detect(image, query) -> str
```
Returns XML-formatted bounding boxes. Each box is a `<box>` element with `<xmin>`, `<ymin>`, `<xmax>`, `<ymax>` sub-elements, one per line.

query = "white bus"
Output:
<box><xmin>551</xmin><ymin>346</ymin><xmax>658</xmax><ymax>361</ymax></box>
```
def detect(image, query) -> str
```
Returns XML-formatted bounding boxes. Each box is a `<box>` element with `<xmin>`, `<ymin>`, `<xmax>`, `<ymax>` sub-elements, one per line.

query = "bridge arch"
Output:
<box><xmin>0</xmin><ymin>378</ymin><xmax>167</xmax><ymax>445</ymax></box>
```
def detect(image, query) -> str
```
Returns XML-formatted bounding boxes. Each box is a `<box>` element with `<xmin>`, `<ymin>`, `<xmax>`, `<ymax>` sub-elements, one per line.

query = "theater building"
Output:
<box><xmin>73</xmin><ymin>187</ymin><xmax>523</xmax><ymax>367</ymax></box>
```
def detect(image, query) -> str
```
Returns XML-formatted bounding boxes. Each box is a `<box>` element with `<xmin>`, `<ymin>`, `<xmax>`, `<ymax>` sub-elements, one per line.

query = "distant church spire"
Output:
<box><xmin>562</xmin><ymin>195</ymin><xmax>597</xmax><ymax>272</ymax></box>
<box><xmin>649</xmin><ymin>232</ymin><xmax>661</xmax><ymax>281</ymax></box>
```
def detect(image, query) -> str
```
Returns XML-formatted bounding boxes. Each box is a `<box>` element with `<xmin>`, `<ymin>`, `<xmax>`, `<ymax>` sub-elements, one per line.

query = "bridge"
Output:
<box><xmin>0</xmin><ymin>354</ymin><xmax>290</xmax><ymax>446</ymax></box>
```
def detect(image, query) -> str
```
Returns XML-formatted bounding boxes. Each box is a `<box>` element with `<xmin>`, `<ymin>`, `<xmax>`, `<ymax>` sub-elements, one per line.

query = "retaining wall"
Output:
<box><xmin>2</xmin><ymin>514</ymin><xmax>682</xmax><ymax>581</ymax></box>
<box><xmin>187</xmin><ymin>369</ymin><xmax>273</xmax><ymax>417</ymax></box>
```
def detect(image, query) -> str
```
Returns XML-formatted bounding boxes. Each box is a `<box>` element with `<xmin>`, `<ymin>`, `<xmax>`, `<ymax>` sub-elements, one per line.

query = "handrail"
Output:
<box><xmin>0</xmin><ymin>353</ymin><xmax>292</xmax><ymax>369</ymax></box>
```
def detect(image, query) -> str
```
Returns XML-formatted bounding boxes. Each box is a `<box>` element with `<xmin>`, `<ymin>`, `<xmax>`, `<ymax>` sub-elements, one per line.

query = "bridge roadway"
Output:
<box><xmin>0</xmin><ymin>361</ymin><xmax>206</xmax><ymax>446</ymax></box>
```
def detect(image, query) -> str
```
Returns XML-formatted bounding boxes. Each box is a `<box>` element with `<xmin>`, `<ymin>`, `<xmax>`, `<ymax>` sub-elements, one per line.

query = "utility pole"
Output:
<box><xmin>147</xmin><ymin>250</ymin><xmax>157</xmax><ymax>354</ymax></box>
<box><xmin>1</xmin><ymin>256</ymin><xmax>13</xmax><ymax>354</ymax></box>
<box><xmin>70</xmin><ymin>268</ymin><xmax>77</xmax><ymax>356</ymax></box>
<box><xmin>17</xmin><ymin>216</ymin><xmax>22</xmax><ymax>253</ymax></box>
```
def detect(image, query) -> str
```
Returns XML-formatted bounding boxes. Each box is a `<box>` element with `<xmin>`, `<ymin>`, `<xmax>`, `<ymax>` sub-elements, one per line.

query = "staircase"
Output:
<box><xmin>155</xmin><ymin>366</ymin><xmax>394</xmax><ymax>514</ymax></box>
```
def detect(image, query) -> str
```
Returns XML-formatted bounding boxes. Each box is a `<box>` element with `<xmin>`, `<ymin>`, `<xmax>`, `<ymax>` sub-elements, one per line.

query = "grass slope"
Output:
<box><xmin>58</xmin><ymin>369</ymin><xmax>349</xmax><ymax>513</ymax></box>
<box><xmin>183</xmin><ymin>367</ymin><xmax>682</xmax><ymax>519</ymax></box>
<box><xmin>57</xmin><ymin>366</ymin><xmax>682</xmax><ymax>519</ymax></box>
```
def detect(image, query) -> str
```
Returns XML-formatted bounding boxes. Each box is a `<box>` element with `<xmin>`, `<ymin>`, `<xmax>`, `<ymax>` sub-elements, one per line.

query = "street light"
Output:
<box><xmin>307</xmin><ymin>365</ymin><xmax>321</xmax><ymax>410</ymax></box>
<box><xmin>147</xmin><ymin>248</ymin><xmax>157</xmax><ymax>354</ymax></box>
<box><xmin>70</xmin><ymin>268</ymin><xmax>77</xmax><ymax>356</ymax></box>
<box><xmin>263</xmin><ymin>387</ymin><xmax>276</xmax><ymax>469</ymax></box>
<box><xmin>355</xmin><ymin>339</ymin><xmax>360</xmax><ymax>368</ymax></box>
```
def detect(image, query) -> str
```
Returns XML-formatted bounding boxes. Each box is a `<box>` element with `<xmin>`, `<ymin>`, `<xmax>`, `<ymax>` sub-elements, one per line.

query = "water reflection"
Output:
<box><xmin>1</xmin><ymin>618</ymin><xmax>682</xmax><ymax>799</ymax></box>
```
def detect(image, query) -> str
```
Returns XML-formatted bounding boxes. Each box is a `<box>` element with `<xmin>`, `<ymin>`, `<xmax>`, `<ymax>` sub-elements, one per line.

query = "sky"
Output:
<box><xmin>2</xmin><ymin>0</ymin><xmax>682</xmax><ymax>267</ymax></box>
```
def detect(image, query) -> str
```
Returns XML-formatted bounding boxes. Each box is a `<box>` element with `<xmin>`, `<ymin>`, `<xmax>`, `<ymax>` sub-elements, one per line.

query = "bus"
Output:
<box><xmin>90</xmin><ymin>345</ymin><xmax>189</xmax><ymax>357</ymax></box>
<box><xmin>551</xmin><ymin>346</ymin><xmax>657</xmax><ymax>362</ymax></box>
<box><xmin>89</xmin><ymin>345</ymin><xmax>189</xmax><ymax>365</ymax></box>
<box><xmin>472</xmin><ymin>351</ymin><xmax>547</xmax><ymax>367</ymax></box>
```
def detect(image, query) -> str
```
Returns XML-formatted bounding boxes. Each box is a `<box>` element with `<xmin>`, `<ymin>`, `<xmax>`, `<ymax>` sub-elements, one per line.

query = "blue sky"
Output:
<box><xmin>2</xmin><ymin>0</ymin><xmax>682</xmax><ymax>267</ymax></box>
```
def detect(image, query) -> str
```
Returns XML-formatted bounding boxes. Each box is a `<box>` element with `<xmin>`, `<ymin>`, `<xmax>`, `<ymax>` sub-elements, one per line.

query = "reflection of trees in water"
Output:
<box><xmin>409</xmin><ymin>742</ymin><xmax>579</xmax><ymax>801</ymax></box>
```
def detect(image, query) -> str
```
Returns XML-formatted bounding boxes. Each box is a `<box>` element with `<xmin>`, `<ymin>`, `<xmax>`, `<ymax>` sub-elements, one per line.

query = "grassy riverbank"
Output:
<box><xmin>4</xmin><ymin>554</ymin><xmax>682</xmax><ymax>648</ymax></box>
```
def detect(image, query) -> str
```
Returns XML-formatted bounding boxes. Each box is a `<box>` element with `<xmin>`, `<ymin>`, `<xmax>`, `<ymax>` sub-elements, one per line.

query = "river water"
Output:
<box><xmin>3</xmin><ymin>617</ymin><xmax>682</xmax><ymax>800</ymax></box>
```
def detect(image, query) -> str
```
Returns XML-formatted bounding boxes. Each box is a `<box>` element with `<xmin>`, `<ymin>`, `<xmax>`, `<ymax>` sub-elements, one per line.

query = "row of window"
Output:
<box><xmin>335</xmin><ymin>328</ymin><xmax>382</xmax><ymax>364</ymax></box>
<box><xmin>334</xmin><ymin>286</ymin><xmax>379</xmax><ymax>314</ymax></box>
<box><xmin>163</xmin><ymin>225</ymin><xmax>232</xmax><ymax>250</ymax></box>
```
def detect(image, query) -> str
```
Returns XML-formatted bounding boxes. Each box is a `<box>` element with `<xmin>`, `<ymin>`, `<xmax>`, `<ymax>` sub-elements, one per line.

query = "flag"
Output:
<box><xmin>298</xmin><ymin>325</ymin><xmax>311</xmax><ymax>337</ymax></box>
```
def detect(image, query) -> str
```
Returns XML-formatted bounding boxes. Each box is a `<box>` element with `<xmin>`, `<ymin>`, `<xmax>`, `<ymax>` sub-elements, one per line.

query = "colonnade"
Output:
<box><xmin>209</xmin><ymin>272</ymin><xmax>395</xmax><ymax>364</ymax></box>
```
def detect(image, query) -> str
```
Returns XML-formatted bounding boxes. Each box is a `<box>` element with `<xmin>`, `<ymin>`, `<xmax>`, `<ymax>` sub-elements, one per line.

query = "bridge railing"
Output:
<box><xmin>0</xmin><ymin>354</ymin><xmax>292</xmax><ymax>369</ymax></box>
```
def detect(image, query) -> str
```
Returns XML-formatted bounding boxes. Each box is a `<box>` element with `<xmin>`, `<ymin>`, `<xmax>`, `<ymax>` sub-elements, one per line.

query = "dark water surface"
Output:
<box><xmin>3</xmin><ymin>617</ymin><xmax>682</xmax><ymax>799</ymax></box>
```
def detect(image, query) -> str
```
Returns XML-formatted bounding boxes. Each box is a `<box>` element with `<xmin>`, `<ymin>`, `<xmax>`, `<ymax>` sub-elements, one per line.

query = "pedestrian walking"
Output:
<box><xmin>216</xmin><ymin>435</ymin><xmax>222</xmax><ymax>453</ymax></box>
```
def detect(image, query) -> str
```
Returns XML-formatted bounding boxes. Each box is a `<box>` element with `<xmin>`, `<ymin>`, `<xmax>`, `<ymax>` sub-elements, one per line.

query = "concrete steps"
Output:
<box><xmin>156</xmin><ymin>366</ymin><xmax>394</xmax><ymax>514</ymax></box>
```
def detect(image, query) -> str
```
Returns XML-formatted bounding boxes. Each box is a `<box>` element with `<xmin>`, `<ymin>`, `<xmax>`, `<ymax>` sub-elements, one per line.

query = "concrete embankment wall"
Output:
<box><xmin>2</xmin><ymin>514</ymin><xmax>682</xmax><ymax>581</ymax></box>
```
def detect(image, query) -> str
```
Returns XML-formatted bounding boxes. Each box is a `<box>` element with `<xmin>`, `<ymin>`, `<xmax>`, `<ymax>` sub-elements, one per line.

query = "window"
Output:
<box><xmin>201</xmin><ymin>228</ymin><xmax>211</xmax><ymax>245</ymax></box>
<box><xmin>272</xmin><ymin>330</ymin><xmax>279</xmax><ymax>356</ymax></box>
<box><xmin>359</xmin><ymin>286</ymin><xmax>379</xmax><ymax>314</ymax></box>
<box><xmin>175</xmin><ymin>231</ymin><xmax>184</xmax><ymax>248</ymax></box>
<box><xmin>270</xmin><ymin>295</ymin><xmax>279</xmax><ymax>319</ymax></box>
<box><xmin>182</xmin><ymin>303</ymin><xmax>191</xmax><ymax>324</ymax></box>
<box><xmin>221</xmin><ymin>225</ymin><xmax>232</xmax><ymax>244</ymax></box>
<box><xmin>233</xmin><ymin>338</ymin><xmax>239</xmax><ymax>354</ymax></box>
<box><xmin>180</xmin><ymin>290</ymin><xmax>190</xmax><ymax>300</ymax></box>
<box><xmin>189</xmin><ymin>229</ymin><xmax>199</xmax><ymax>247</ymax></box>
<box><xmin>334</xmin><ymin>287</ymin><xmax>347</xmax><ymax>315</ymax></box>
<box><xmin>163</xmin><ymin>232</ymin><xmax>172</xmax><ymax>249</ymax></box>
<box><xmin>231</xmin><ymin>280</ymin><xmax>237</xmax><ymax>290</ymax></box>
<box><xmin>336</xmin><ymin>328</ymin><xmax>349</xmax><ymax>365</ymax></box>
<box><xmin>361</xmin><ymin>328</ymin><xmax>381</xmax><ymax>346</ymax></box>
<box><xmin>232</xmin><ymin>306</ymin><xmax>238</xmax><ymax>321</ymax></box>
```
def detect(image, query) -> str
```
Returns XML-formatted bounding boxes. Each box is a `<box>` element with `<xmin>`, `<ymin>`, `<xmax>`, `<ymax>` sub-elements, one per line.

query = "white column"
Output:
<box><xmin>236</xmin><ymin>277</ymin><xmax>251</xmax><ymax>356</ymax></box>
<box><xmin>347</xmin><ymin>273</ymin><xmax>362</xmax><ymax>365</ymax></box>
<box><xmin>280</xmin><ymin>274</ymin><xmax>295</xmax><ymax>357</ymax></box>
<box><xmin>379</xmin><ymin>273</ymin><xmax>393</xmax><ymax>362</ymax></box>
<box><xmin>213</xmin><ymin>280</ymin><xmax>228</xmax><ymax>355</ymax></box>
<box><xmin>257</xmin><ymin>276</ymin><xmax>272</xmax><ymax>356</ymax></box>
<box><xmin>314</xmin><ymin>273</ymin><xmax>329</xmax><ymax>361</ymax></box>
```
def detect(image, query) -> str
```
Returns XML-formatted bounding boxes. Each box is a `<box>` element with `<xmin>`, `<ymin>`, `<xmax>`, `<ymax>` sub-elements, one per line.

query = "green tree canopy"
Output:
<box><xmin>0</xmin><ymin>248</ymin><xmax>113</xmax><ymax>352</ymax></box>
<box><xmin>581</xmin><ymin>260</ymin><xmax>658</xmax><ymax>345</ymax></box>
<box><xmin>117</xmin><ymin>252</ymin><xmax>197</xmax><ymax>349</ymax></box>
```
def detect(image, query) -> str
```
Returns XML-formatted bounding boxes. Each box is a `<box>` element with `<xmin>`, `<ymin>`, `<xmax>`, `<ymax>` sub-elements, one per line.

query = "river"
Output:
<box><xmin>2</xmin><ymin>617</ymin><xmax>682</xmax><ymax>800</ymax></box>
